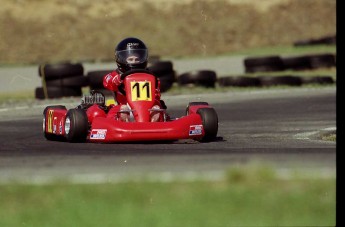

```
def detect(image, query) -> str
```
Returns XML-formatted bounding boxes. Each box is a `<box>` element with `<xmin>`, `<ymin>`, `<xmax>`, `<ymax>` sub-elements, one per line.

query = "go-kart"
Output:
<box><xmin>42</xmin><ymin>69</ymin><xmax>218</xmax><ymax>143</ymax></box>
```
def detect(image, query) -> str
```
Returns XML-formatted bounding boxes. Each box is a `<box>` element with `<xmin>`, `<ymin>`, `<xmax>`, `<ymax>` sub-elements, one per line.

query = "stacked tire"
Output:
<box><xmin>177</xmin><ymin>70</ymin><xmax>217</xmax><ymax>88</ymax></box>
<box><xmin>148</xmin><ymin>61</ymin><xmax>176</xmax><ymax>92</ymax></box>
<box><xmin>36</xmin><ymin>63</ymin><xmax>88</xmax><ymax>99</ymax></box>
<box><xmin>244</xmin><ymin>53</ymin><xmax>336</xmax><ymax>73</ymax></box>
<box><xmin>218</xmin><ymin>76</ymin><xmax>261</xmax><ymax>87</ymax></box>
<box><xmin>218</xmin><ymin>74</ymin><xmax>334</xmax><ymax>88</ymax></box>
<box><xmin>86</xmin><ymin>70</ymin><xmax>114</xmax><ymax>96</ymax></box>
<box><xmin>244</xmin><ymin>56</ymin><xmax>285</xmax><ymax>73</ymax></box>
<box><xmin>282</xmin><ymin>53</ymin><xmax>336</xmax><ymax>71</ymax></box>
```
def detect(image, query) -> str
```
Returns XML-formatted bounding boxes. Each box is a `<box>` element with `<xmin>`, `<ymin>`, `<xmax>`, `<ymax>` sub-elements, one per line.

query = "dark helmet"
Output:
<box><xmin>115</xmin><ymin>37</ymin><xmax>148</xmax><ymax>72</ymax></box>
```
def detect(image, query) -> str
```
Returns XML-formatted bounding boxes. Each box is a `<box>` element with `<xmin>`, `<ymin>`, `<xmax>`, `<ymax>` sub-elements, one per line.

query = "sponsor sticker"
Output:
<box><xmin>90</xmin><ymin>129</ymin><xmax>107</xmax><ymax>140</ymax></box>
<box><xmin>189</xmin><ymin>125</ymin><xmax>203</xmax><ymax>136</ymax></box>
<box><xmin>53</xmin><ymin>117</ymin><xmax>57</xmax><ymax>133</ymax></box>
<box><xmin>59</xmin><ymin>121</ymin><xmax>63</xmax><ymax>134</ymax></box>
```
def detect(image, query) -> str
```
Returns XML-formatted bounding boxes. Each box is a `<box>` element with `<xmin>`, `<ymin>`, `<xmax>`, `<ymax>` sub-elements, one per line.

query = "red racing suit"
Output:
<box><xmin>103</xmin><ymin>69</ymin><xmax>163</xmax><ymax>117</ymax></box>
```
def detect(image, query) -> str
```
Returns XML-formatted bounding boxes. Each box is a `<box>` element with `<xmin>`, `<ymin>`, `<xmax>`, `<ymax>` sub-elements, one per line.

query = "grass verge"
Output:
<box><xmin>0</xmin><ymin>166</ymin><xmax>335</xmax><ymax>227</ymax></box>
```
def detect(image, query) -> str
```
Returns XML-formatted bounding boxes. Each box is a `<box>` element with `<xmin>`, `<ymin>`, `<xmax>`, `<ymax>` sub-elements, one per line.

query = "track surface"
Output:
<box><xmin>0</xmin><ymin>87</ymin><xmax>336</xmax><ymax>183</ymax></box>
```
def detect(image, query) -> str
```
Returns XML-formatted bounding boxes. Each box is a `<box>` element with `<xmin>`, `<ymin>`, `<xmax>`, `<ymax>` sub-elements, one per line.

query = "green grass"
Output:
<box><xmin>0</xmin><ymin>0</ymin><xmax>335</xmax><ymax>64</ymax></box>
<box><xmin>0</xmin><ymin>90</ymin><xmax>34</xmax><ymax>104</ymax></box>
<box><xmin>321</xmin><ymin>133</ymin><xmax>336</xmax><ymax>142</ymax></box>
<box><xmin>0</xmin><ymin>166</ymin><xmax>335</xmax><ymax>227</ymax></box>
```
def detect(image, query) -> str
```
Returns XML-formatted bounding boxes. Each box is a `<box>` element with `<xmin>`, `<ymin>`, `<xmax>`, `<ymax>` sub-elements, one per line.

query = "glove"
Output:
<box><xmin>112</xmin><ymin>75</ymin><xmax>122</xmax><ymax>87</ymax></box>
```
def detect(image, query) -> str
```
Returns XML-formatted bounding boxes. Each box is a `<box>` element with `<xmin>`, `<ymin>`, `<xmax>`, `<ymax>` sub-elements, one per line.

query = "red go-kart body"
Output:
<box><xmin>43</xmin><ymin>70</ymin><xmax>218</xmax><ymax>143</ymax></box>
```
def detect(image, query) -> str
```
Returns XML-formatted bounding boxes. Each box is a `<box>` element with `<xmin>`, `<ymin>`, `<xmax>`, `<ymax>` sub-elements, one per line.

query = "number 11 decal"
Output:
<box><xmin>130</xmin><ymin>81</ymin><xmax>152</xmax><ymax>101</ymax></box>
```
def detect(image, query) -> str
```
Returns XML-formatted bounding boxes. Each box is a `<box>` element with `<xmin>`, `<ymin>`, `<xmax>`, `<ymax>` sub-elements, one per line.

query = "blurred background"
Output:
<box><xmin>0</xmin><ymin>0</ymin><xmax>336</xmax><ymax>64</ymax></box>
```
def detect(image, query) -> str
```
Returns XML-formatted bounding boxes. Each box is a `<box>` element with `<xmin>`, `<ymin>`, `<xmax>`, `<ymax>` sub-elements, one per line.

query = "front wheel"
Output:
<box><xmin>196</xmin><ymin>108</ymin><xmax>218</xmax><ymax>142</ymax></box>
<box><xmin>65</xmin><ymin>109</ymin><xmax>89</xmax><ymax>142</ymax></box>
<box><xmin>186</xmin><ymin>102</ymin><xmax>209</xmax><ymax>115</ymax></box>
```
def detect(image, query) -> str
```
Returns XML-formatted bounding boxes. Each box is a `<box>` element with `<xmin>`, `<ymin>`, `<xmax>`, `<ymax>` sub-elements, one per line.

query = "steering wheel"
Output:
<box><xmin>119</xmin><ymin>69</ymin><xmax>157</xmax><ymax>96</ymax></box>
<box><xmin>120</xmin><ymin>69</ymin><xmax>153</xmax><ymax>80</ymax></box>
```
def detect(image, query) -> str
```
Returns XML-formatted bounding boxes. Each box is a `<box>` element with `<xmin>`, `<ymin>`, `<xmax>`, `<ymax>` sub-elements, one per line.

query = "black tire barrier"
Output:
<box><xmin>35</xmin><ymin>86</ymin><xmax>82</xmax><ymax>99</ymax></box>
<box><xmin>148</xmin><ymin>61</ymin><xmax>176</xmax><ymax>92</ymax></box>
<box><xmin>45</xmin><ymin>75</ymin><xmax>89</xmax><ymax>87</ymax></box>
<box><xmin>294</xmin><ymin>35</ymin><xmax>336</xmax><ymax>46</ymax></box>
<box><xmin>86</xmin><ymin>70</ymin><xmax>113</xmax><ymax>88</ymax></box>
<box><xmin>38</xmin><ymin>63</ymin><xmax>84</xmax><ymax>80</ymax></box>
<box><xmin>307</xmin><ymin>54</ymin><xmax>336</xmax><ymax>69</ymax></box>
<box><xmin>282</xmin><ymin>53</ymin><xmax>336</xmax><ymax>71</ymax></box>
<box><xmin>244</xmin><ymin>55</ymin><xmax>285</xmax><ymax>73</ymax></box>
<box><xmin>244</xmin><ymin>53</ymin><xmax>336</xmax><ymax>73</ymax></box>
<box><xmin>218</xmin><ymin>76</ymin><xmax>261</xmax><ymax>87</ymax></box>
<box><xmin>301</xmin><ymin>76</ymin><xmax>334</xmax><ymax>85</ymax></box>
<box><xmin>281</xmin><ymin>56</ymin><xmax>312</xmax><ymax>71</ymax></box>
<box><xmin>258</xmin><ymin>75</ymin><xmax>303</xmax><ymax>87</ymax></box>
<box><xmin>158</xmin><ymin>72</ymin><xmax>176</xmax><ymax>92</ymax></box>
<box><xmin>37</xmin><ymin>62</ymin><xmax>86</xmax><ymax>99</ymax></box>
<box><xmin>148</xmin><ymin>61</ymin><xmax>174</xmax><ymax>73</ymax></box>
<box><xmin>177</xmin><ymin>70</ymin><xmax>217</xmax><ymax>88</ymax></box>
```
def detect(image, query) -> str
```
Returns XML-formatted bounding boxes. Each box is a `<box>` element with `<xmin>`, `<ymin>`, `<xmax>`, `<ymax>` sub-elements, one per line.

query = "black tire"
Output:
<box><xmin>43</xmin><ymin>105</ymin><xmax>67</xmax><ymax>141</ymax></box>
<box><xmin>64</xmin><ymin>109</ymin><xmax>89</xmax><ymax>142</ymax></box>
<box><xmin>148</xmin><ymin>61</ymin><xmax>174</xmax><ymax>73</ymax></box>
<box><xmin>87</xmin><ymin>70</ymin><xmax>113</xmax><ymax>88</ymax></box>
<box><xmin>307</xmin><ymin>54</ymin><xmax>336</xmax><ymax>69</ymax></box>
<box><xmin>186</xmin><ymin>102</ymin><xmax>209</xmax><ymax>115</ymax></box>
<box><xmin>35</xmin><ymin>86</ymin><xmax>82</xmax><ymax>99</ymax></box>
<box><xmin>282</xmin><ymin>56</ymin><xmax>312</xmax><ymax>71</ymax></box>
<box><xmin>258</xmin><ymin>75</ymin><xmax>303</xmax><ymax>87</ymax></box>
<box><xmin>38</xmin><ymin>63</ymin><xmax>84</xmax><ymax>80</ymax></box>
<box><xmin>158</xmin><ymin>76</ymin><xmax>174</xmax><ymax>92</ymax></box>
<box><xmin>196</xmin><ymin>108</ymin><xmax>218</xmax><ymax>142</ymax></box>
<box><xmin>294</xmin><ymin>35</ymin><xmax>336</xmax><ymax>46</ymax></box>
<box><xmin>156</xmin><ymin>71</ymin><xmax>176</xmax><ymax>92</ymax></box>
<box><xmin>301</xmin><ymin>76</ymin><xmax>334</xmax><ymax>85</ymax></box>
<box><xmin>310</xmin><ymin>35</ymin><xmax>336</xmax><ymax>45</ymax></box>
<box><xmin>45</xmin><ymin>75</ymin><xmax>89</xmax><ymax>87</ymax></box>
<box><xmin>178</xmin><ymin>70</ymin><xmax>217</xmax><ymax>88</ymax></box>
<box><xmin>218</xmin><ymin>76</ymin><xmax>261</xmax><ymax>87</ymax></box>
<box><xmin>244</xmin><ymin>56</ymin><xmax>285</xmax><ymax>73</ymax></box>
<box><xmin>282</xmin><ymin>54</ymin><xmax>335</xmax><ymax>70</ymax></box>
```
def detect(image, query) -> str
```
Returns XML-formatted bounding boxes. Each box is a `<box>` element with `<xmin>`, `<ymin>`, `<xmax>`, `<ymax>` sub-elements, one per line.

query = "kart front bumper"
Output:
<box><xmin>89</xmin><ymin>114</ymin><xmax>204</xmax><ymax>142</ymax></box>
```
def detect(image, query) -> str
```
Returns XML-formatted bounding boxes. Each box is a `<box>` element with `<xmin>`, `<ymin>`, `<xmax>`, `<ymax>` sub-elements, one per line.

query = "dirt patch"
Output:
<box><xmin>0</xmin><ymin>0</ymin><xmax>336</xmax><ymax>64</ymax></box>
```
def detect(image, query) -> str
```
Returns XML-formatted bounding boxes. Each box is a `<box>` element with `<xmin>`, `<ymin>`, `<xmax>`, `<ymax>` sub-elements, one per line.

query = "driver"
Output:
<box><xmin>103</xmin><ymin>37</ymin><xmax>165</xmax><ymax>122</ymax></box>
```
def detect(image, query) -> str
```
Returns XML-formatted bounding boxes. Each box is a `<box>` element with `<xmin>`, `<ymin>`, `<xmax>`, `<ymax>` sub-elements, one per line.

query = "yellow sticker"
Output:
<box><xmin>130</xmin><ymin>81</ymin><xmax>152</xmax><ymax>101</ymax></box>
<box><xmin>47</xmin><ymin>109</ymin><xmax>54</xmax><ymax>133</ymax></box>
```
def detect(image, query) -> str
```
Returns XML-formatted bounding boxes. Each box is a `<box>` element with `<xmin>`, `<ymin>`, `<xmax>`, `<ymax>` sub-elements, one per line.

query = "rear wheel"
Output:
<box><xmin>196</xmin><ymin>108</ymin><xmax>218</xmax><ymax>142</ymax></box>
<box><xmin>65</xmin><ymin>109</ymin><xmax>89</xmax><ymax>142</ymax></box>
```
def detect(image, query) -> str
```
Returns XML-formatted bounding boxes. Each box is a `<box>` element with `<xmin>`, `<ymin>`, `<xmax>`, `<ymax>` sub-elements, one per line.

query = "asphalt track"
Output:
<box><xmin>0</xmin><ymin>87</ymin><xmax>336</xmax><ymax>183</ymax></box>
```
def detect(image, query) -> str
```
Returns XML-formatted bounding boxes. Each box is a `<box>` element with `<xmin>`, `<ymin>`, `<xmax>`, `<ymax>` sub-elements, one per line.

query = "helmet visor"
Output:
<box><xmin>116</xmin><ymin>49</ymin><xmax>148</xmax><ymax>65</ymax></box>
